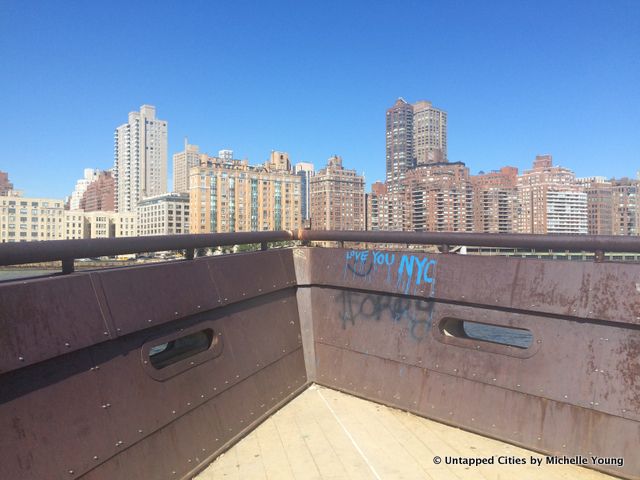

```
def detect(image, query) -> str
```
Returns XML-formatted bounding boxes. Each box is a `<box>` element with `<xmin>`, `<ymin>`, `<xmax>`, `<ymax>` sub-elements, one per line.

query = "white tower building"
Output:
<box><xmin>114</xmin><ymin>105</ymin><xmax>168</xmax><ymax>213</ymax></box>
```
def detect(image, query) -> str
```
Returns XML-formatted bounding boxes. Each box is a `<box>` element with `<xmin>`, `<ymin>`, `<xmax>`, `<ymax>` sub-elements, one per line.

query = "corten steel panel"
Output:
<box><xmin>0</xmin><ymin>350</ymin><xmax>118</xmax><ymax>480</ymax></box>
<box><xmin>78</xmin><ymin>291</ymin><xmax>302</xmax><ymax>476</ymax></box>
<box><xmin>80</xmin><ymin>349</ymin><xmax>307</xmax><ymax>480</ymax></box>
<box><xmin>315</xmin><ymin>343</ymin><xmax>640</xmax><ymax>480</ymax></box>
<box><xmin>591</xmin><ymin>325</ymin><xmax>640</xmax><ymax>422</ymax></box>
<box><xmin>310</xmin><ymin>287</ymin><xmax>639</xmax><ymax>420</ymax></box>
<box><xmin>94</xmin><ymin>259</ymin><xmax>220</xmax><ymax>336</ymax></box>
<box><xmin>206</xmin><ymin>249</ymin><xmax>297</xmax><ymax>306</ymax></box>
<box><xmin>0</xmin><ymin>250</ymin><xmax>307</xmax><ymax>480</ymax></box>
<box><xmin>0</xmin><ymin>275</ymin><xmax>109</xmax><ymax>373</ymax></box>
<box><xmin>218</xmin><ymin>290</ymin><xmax>302</xmax><ymax>379</ymax></box>
<box><xmin>303</xmin><ymin>247</ymin><xmax>640</xmax><ymax>326</ymax></box>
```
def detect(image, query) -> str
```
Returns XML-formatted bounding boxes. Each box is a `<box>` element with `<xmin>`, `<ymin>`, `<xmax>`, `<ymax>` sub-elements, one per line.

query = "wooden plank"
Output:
<box><xmin>196</xmin><ymin>387</ymin><xmax>618</xmax><ymax>480</ymax></box>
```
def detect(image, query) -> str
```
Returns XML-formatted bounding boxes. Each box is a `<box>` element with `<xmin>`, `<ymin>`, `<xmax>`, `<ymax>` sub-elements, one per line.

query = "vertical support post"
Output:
<box><xmin>261</xmin><ymin>242</ymin><xmax>268</xmax><ymax>251</ymax></box>
<box><xmin>61</xmin><ymin>258</ymin><xmax>75</xmax><ymax>274</ymax></box>
<box><xmin>594</xmin><ymin>249</ymin><xmax>605</xmax><ymax>263</ymax></box>
<box><xmin>185</xmin><ymin>248</ymin><xmax>195</xmax><ymax>260</ymax></box>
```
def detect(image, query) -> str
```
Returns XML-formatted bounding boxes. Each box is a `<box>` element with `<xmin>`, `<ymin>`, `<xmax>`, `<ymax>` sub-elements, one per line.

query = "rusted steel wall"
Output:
<box><xmin>2</xmin><ymin>245</ymin><xmax>639</xmax><ymax>479</ymax></box>
<box><xmin>300</xmin><ymin>247</ymin><xmax>640</xmax><ymax>480</ymax></box>
<box><xmin>0</xmin><ymin>250</ymin><xmax>307</xmax><ymax>480</ymax></box>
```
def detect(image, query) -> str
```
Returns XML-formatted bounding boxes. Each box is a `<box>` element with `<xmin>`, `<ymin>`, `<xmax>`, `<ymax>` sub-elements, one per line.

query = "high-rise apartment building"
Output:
<box><xmin>385</xmin><ymin>98</ymin><xmax>448</xmax><ymax>191</ymax></box>
<box><xmin>367</xmin><ymin>181</ymin><xmax>394</xmax><ymax>231</ymax></box>
<box><xmin>471</xmin><ymin>166</ymin><xmax>518</xmax><ymax>233</ymax></box>
<box><xmin>402</xmin><ymin>162</ymin><xmax>472</xmax><ymax>232</ymax></box>
<box><xmin>611</xmin><ymin>179</ymin><xmax>638</xmax><ymax>236</ymax></box>
<box><xmin>80</xmin><ymin>170</ymin><xmax>115</xmax><ymax>212</ymax></box>
<box><xmin>173</xmin><ymin>141</ymin><xmax>201</xmax><ymax>194</ymax></box>
<box><xmin>294</xmin><ymin>162</ymin><xmax>315</xmax><ymax>222</ymax></box>
<box><xmin>137</xmin><ymin>193</ymin><xmax>190</xmax><ymax>236</ymax></box>
<box><xmin>386</xmin><ymin>98</ymin><xmax>414</xmax><ymax>189</ymax></box>
<box><xmin>1</xmin><ymin>171</ymin><xmax>15</xmax><ymax>196</ymax></box>
<box><xmin>581</xmin><ymin>177</ymin><xmax>638</xmax><ymax>235</ymax></box>
<box><xmin>413</xmin><ymin>100</ymin><xmax>447</xmax><ymax>165</ymax></box>
<box><xmin>309</xmin><ymin>156</ymin><xmax>365</xmax><ymax>231</ymax></box>
<box><xmin>190</xmin><ymin>153</ymin><xmax>301</xmax><ymax>233</ymax></box>
<box><xmin>69</xmin><ymin>169</ymin><xmax>100</xmax><ymax>210</ymax></box>
<box><xmin>517</xmin><ymin>155</ymin><xmax>587</xmax><ymax>234</ymax></box>
<box><xmin>580</xmin><ymin>178</ymin><xmax>614</xmax><ymax>235</ymax></box>
<box><xmin>366</xmin><ymin>184</ymin><xmax>405</xmax><ymax>231</ymax></box>
<box><xmin>0</xmin><ymin>195</ymin><xmax>65</xmax><ymax>242</ymax></box>
<box><xmin>114</xmin><ymin>105</ymin><xmax>168</xmax><ymax>213</ymax></box>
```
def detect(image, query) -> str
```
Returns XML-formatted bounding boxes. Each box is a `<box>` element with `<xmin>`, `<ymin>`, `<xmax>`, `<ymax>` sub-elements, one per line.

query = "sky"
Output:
<box><xmin>0</xmin><ymin>0</ymin><xmax>639</xmax><ymax>198</ymax></box>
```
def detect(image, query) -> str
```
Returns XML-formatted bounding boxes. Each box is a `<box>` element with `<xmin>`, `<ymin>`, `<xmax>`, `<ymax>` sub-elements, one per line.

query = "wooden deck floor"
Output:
<box><xmin>195</xmin><ymin>386</ymin><xmax>617</xmax><ymax>480</ymax></box>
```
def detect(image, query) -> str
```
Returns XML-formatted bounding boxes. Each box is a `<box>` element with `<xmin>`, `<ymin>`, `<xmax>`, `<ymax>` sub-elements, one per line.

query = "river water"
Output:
<box><xmin>0</xmin><ymin>269</ymin><xmax>57</xmax><ymax>281</ymax></box>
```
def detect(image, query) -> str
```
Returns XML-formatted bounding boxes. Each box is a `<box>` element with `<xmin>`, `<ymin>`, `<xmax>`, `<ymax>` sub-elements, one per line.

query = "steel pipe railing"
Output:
<box><xmin>0</xmin><ymin>231</ymin><xmax>295</xmax><ymax>268</ymax></box>
<box><xmin>297</xmin><ymin>230</ymin><xmax>640</xmax><ymax>253</ymax></box>
<box><xmin>1</xmin><ymin>229</ymin><xmax>640</xmax><ymax>271</ymax></box>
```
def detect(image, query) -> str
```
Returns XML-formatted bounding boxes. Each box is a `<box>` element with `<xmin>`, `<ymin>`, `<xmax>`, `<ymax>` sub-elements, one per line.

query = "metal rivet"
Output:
<box><xmin>68</xmin><ymin>470</ymin><xmax>74</xmax><ymax>475</ymax></box>
<box><xmin>172</xmin><ymin>410</ymin><xmax>176</xmax><ymax>414</ymax></box>
<box><xmin>138</xmin><ymin>429</ymin><xmax>143</xmax><ymax>433</ymax></box>
<box><xmin>148</xmin><ymin>319</ymin><xmax>152</xmax><ymax>323</ymax></box>
<box><xmin>18</xmin><ymin>356</ymin><xmax>24</xmax><ymax>361</ymax></box>
<box><xmin>64</xmin><ymin>342</ymin><xmax>71</xmax><ymax>348</ymax></box>
<box><xmin>103</xmin><ymin>331</ymin><xmax>109</xmax><ymax>336</ymax></box>
<box><xmin>93</xmin><ymin>455</ymin><xmax>99</xmax><ymax>460</ymax></box>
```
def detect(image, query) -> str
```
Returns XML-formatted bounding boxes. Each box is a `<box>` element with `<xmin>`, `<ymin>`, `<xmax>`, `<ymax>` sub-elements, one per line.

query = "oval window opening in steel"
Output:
<box><xmin>148</xmin><ymin>328</ymin><xmax>215</xmax><ymax>369</ymax></box>
<box><xmin>440</xmin><ymin>318</ymin><xmax>533</xmax><ymax>349</ymax></box>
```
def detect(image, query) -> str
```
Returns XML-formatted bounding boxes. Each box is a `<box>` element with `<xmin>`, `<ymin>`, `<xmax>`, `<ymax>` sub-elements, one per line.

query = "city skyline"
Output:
<box><xmin>1</xmin><ymin>1</ymin><xmax>638</xmax><ymax>198</ymax></box>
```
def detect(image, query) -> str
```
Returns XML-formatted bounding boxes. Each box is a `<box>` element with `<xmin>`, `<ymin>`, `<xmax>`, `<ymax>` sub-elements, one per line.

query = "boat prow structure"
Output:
<box><xmin>0</xmin><ymin>231</ymin><xmax>638</xmax><ymax>479</ymax></box>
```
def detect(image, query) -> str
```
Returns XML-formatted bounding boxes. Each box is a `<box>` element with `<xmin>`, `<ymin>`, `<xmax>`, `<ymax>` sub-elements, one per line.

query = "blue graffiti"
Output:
<box><xmin>397</xmin><ymin>255</ymin><xmax>437</xmax><ymax>294</ymax></box>
<box><xmin>338</xmin><ymin>291</ymin><xmax>433</xmax><ymax>341</ymax></box>
<box><xmin>343</xmin><ymin>249</ymin><xmax>437</xmax><ymax>296</ymax></box>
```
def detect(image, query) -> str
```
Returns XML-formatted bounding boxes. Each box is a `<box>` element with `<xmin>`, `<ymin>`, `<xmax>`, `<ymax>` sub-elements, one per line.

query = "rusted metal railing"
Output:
<box><xmin>2</xmin><ymin>230</ymin><xmax>640</xmax><ymax>272</ymax></box>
